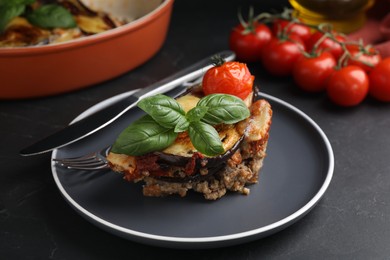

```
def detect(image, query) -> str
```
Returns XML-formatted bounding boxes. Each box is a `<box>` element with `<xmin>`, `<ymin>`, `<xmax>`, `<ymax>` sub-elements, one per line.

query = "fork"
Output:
<box><xmin>53</xmin><ymin>146</ymin><xmax>111</xmax><ymax>170</ymax></box>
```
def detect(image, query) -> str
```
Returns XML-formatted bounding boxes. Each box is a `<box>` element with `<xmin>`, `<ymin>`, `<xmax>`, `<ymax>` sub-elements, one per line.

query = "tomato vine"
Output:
<box><xmin>229</xmin><ymin>7</ymin><xmax>388</xmax><ymax>106</ymax></box>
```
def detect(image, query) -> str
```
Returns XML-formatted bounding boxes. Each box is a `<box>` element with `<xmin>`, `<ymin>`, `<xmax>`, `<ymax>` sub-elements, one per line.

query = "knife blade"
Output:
<box><xmin>20</xmin><ymin>50</ymin><xmax>236</xmax><ymax>156</ymax></box>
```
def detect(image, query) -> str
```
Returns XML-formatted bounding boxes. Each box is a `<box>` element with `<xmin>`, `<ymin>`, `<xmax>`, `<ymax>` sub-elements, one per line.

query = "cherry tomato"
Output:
<box><xmin>261</xmin><ymin>35</ymin><xmax>305</xmax><ymax>76</ymax></box>
<box><xmin>369</xmin><ymin>58</ymin><xmax>390</xmax><ymax>102</ymax></box>
<box><xmin>202</xmin><ymin>61</ymin><xmax>254</xmax><ymax>100</ymax></box>
<box><xmin>293</xmin><ymin>52</ymin><xmax>336</xmax><ymax>92</ymax></box>
<box><xmin>272</xmin><ymin>18</ymin><xmax>312</xmax><ymax>44</ymax></box>
<box><xmin>346</xmin><ymin>44</ymin><xmax>382</xmax><ymax>72</ymax></box>
<box><xmin>229</xmin><ymin>22</ymin><xmax>272</xmax><ymax>62</ymax></box>
<box><xmin>326</xmin><ymin>65</ymin><xmax>369</xmax><ymax>106</ymax></box>
<box><xmin>306</xmin><ymin>31</ymin><xmax>346</xmax><ymax>60</ymax></box>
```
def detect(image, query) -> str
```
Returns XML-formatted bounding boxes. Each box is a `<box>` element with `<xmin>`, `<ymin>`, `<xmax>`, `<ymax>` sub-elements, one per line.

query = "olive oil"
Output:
<box><xmin>289</xmin><ymin>0</ymin><xmax>375</xmax><ymax>33</ymax></box>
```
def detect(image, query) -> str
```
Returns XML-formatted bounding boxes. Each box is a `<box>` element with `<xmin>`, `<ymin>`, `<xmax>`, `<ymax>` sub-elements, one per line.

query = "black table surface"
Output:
<box><xmin>2</xmin><ymin>0</ymin><xmax>390</xmax><ymax>259</ymax></box>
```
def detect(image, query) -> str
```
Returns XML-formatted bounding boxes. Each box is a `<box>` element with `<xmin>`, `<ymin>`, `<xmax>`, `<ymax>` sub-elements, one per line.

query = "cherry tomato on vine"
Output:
<box><xmin>346</xmin><ymin>44</ymin><xmax>382</xmax><ymax>72</ymax></box>
<box><xmin>271</xmin><ymin>18</ymin><xmax>312</xmax><ymax>44</ymax></box>
<box><xmin>261</xmin><ymin>35</ymin><xmax>305</xmax><ymax>76</ymax></box>
<box><xmin>229</xmin><ymin>22</ymin><xmax>272</xmax><ymax>62</ymax></box>
<box><xmin>326</xmin><ymin>65</ymin><xmax>369</xmax><ymax>106</ymax></box>
<box><xmin>368</xmin><ymin>58</ymin><xmax>390</xmax><ymax>102</ymax></box>
<box><xmin>202</xmin><ymin>60</ymin><xmax>254</xmax><ymax>100</ymax></box>
<box><xmin>293</xmin><ymin>52</ymin><xmax>336</xmax><ymax>92</ymax></box>
<box><xmin>306</xmin><ymin>31</ymin><xmax>346</xmax><ymax>60</ymax></box>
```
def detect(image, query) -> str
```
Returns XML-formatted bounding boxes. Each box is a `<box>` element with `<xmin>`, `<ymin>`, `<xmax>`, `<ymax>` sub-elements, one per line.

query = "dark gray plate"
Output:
<box><xmin>52</xmin><ymin>91</ymin><xmax>334</xmax><ymax>249</ymax></box>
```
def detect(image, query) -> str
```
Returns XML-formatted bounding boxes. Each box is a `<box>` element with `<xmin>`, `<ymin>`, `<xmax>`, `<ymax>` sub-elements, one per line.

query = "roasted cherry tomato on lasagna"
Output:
<box><xmin>202</xmin><ymin>60</ymin><xmax>254</xmax><ymax>100</ymax></box>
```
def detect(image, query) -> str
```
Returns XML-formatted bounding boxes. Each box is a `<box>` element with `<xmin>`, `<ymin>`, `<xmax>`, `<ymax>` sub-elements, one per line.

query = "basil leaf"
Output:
<box><xmin>174</xmin><ymin>120</ymin><xmax>189</xmax><ymax>133</ymax></box>
<box><xmin>0</xmin><ymin>0</ymin><xmax>34</xmax><ymax>6</ymax></box>
<box><xmin>197</xmin><ymin>94</ymin><xmax>250</xmax><ymax>125</ymax></box>
<box><xmin>0</xmin><ymin>4</ymin><xmax>25</xmax><ymax>32</ymax></box>
<box><xmin>111</xmin><ymin>115</ymin><xmax>178</xmax><ymax>156</ymax></box>
<box><xmin>188</xmin><ymin>121</ymin><xmax>224</xmax><ymax>156</ymax></box>
<box><xmin>174</xmin><ymin>106</ymin><xmax>208</xmax><ymax>133</ymax></box>
<box><xmin>186</xmin><ymin>106</ymin><xmax>208</xmax><ymax>122</ymax></box>
<box><xmin>27</xmin><ymin>4</ymin><xmax>76</xmax><ymax>29</ymax></box>
<box><xmin>138</xmin><ymin>94</ymin><xmax>188</xmax><ymax>131</ymax></box>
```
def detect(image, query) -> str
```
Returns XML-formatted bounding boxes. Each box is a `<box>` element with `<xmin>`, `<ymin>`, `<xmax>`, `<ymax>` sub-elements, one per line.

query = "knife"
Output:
<box><xmin>20</xmin><ymin>50</ymin><xmax>236</xmax><ymax>156</ymax></box>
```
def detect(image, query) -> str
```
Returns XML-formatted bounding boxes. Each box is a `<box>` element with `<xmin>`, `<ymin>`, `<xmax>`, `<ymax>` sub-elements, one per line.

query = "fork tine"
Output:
<box><xmin>56</xmin><ymin>160</ymin><xmax>108</xmax><ymax>170</ymax></box>
<box><xmin>67</xmin><ymin>164</ymin><xmax>108</xmax><ymax>170</ymax></box>
<box><xmin>58</xmin><ymin>159</ymin><xmax>104</xmax><ymax>167</ymax></box>
<box><xmin>53</xmin><ymin>152</ymin><xmax>98</xmax><ymax>162</ymax></box>
<box><xmin>64</xmin><ymin>164</ymin><xmax>108</xmax><ymax>170</ymax></box>
<box><xmin>53</xmin><ymin>147</ymin><xmax>111</xmax><ymax>170</ymax></box>
<box><xmin>53</xmin><ymin>155</ymin><xmax>98</xmax><ymax>164</ymax></box>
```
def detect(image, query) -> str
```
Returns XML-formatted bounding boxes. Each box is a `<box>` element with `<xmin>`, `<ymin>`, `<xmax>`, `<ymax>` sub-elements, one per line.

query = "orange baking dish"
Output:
<box><xmin>0</xmin><ymin>0</ymin><xmax>174</xmax><ymax>99</ymax></box>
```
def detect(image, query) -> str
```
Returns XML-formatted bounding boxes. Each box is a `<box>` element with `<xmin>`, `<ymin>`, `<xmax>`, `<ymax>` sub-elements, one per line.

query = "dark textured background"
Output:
<box><xmin>1</xmin><ymin>0</ymin><xmax>390</xmax><ymax>259</ymax></box>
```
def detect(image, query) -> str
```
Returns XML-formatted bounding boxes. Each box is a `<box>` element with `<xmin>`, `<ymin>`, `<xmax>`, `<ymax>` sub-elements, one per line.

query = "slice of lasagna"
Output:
<box><xmin>106</xmin><ymin>84</ymin><xmax>272</xmax><ymax>200</ymax></box>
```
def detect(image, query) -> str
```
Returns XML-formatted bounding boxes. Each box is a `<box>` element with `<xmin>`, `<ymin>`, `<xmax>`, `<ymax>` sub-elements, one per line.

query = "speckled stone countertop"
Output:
<box><xmin>1</xmin><ymin>0</ymin><xmax>390</xmax><ymax>259</ymax></box>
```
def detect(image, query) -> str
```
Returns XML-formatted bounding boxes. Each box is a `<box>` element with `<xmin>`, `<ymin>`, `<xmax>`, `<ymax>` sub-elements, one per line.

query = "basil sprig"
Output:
<box><xmin>0</xmin><ymin>0</ymin><xmax>34</xmax><ymax>32</ymax></box>
<box><xmin>0</xmin><ymin>0</ymin><xmax>76</xmax><ymax>32</ymax></box>
<box><xmin>27</xmin><ymin>4</ymin><xmax>76</xmax><ymax>29</ymax></box>
<box><xmin>111</xmin><ymin>94</ymin><xmax>250</xmax><ymax>157</ymax></box>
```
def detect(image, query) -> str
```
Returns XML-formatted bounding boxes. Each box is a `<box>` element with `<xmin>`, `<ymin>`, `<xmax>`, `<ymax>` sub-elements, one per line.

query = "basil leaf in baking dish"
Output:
<box><xmin>27</xmin><ymin>4</ymin><xmax>76</xmax><ymax>29</ymax></box>
<box><xmin>0</xmin><ymin>0</ymin><xmax>34</xmax><ymax>5</ymax></box>
<box><xmin>0</xmin><ymin>4</ymin><xmax>25</xmax><ymax>32</ymax></box>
